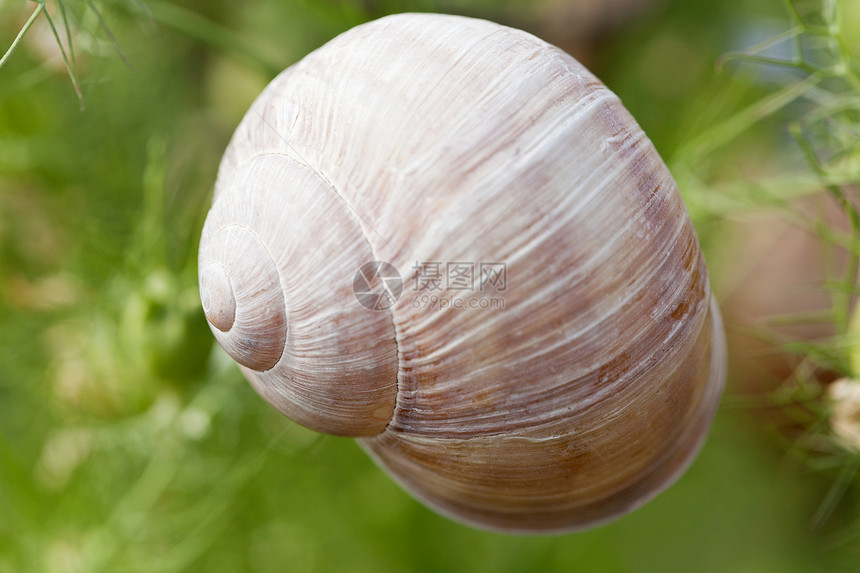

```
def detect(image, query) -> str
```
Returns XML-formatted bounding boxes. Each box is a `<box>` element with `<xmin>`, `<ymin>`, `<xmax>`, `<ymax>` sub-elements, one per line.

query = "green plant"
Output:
<box><xmin>674</xmin><ymin>0</ymin><xmax>860</xmax><ymax>540</ymax></box>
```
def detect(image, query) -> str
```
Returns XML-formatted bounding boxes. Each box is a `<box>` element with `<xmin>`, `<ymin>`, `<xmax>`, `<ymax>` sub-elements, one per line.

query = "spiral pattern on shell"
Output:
<box><xmin>199</xmin><ymin>13</ymin><xmax>726</xmax><ymax>533</ymax></box>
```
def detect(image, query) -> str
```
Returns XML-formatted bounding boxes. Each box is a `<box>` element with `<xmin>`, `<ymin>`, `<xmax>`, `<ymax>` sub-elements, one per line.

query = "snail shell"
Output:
<box><xmin>199</xmin><ymin>13</ymin><xmax>726</xmax><ymax>533</ymax></box>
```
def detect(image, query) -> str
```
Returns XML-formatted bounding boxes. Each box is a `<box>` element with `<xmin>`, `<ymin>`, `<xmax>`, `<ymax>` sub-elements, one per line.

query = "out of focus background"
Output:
<box><xmin>1</xmin><ymin>0</ymin><xmax>859</xmax><ymax>571</ymax></box>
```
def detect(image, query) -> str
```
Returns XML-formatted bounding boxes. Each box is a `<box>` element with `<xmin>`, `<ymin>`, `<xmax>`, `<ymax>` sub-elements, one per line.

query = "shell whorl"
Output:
<box><xmin>199</xmin><ymin>153</ymin><xmax>399</xmax><ymax>436</ymax></box>
<box><xmin>199</xmin><ymin>224</ymin><xmax>287</xmax><ymax>371</ymax></box>
<box><xmin>202</xmin><ymin>13</ymin><xmax>727</xmax><ymax>532</ymax></box>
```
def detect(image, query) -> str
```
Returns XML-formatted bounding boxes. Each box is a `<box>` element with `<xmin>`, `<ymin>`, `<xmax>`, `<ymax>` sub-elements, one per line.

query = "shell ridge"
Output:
<box><xmin>262</xmin><ymin>147</ymin><xmax>404</xmax><ymax>434</ymax></box>
<box><xmin>218</xmin><ymin>222</ymin><xmax>289</xmax><ymax>372</ymax></box>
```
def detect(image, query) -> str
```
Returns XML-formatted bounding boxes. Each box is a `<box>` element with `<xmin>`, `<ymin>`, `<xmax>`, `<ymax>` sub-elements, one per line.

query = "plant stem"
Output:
<box><xmin>56</xmin><ymin>0</ymin><xmax>76</xmax><ymax>70</ymax></box>
<box><xmin>42</xmin><ymin>5</ymin><xmax>84</xmax><ymax>109</ymax></box>
<box><xmin>85</xmin><ymin>0</ymin><xmax>133</xmax><ymax>69</ymax></box>
<box><xmin>0</xmin><ymin>4</ymin><xmax>44</xmax><ymax>70</ymax></box>
<box><xmin>672</xmin><ymin>74</ymin><xmax>821</xmax><ymax>170</ymax></box>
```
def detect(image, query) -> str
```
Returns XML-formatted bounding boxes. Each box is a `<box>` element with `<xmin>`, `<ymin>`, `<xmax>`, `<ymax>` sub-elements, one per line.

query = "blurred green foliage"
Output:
<box><xmin>1</xmin><ymin>0</ymin><xmax>859</xmax><ymax>571</ymax></box>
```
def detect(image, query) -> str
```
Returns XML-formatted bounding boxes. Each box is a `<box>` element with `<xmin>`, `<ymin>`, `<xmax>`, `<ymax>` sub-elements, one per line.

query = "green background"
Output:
<box><xmin>1</xmin><ymin>0</ymin><xmax>859</xmax><ymax>571</ymax></box>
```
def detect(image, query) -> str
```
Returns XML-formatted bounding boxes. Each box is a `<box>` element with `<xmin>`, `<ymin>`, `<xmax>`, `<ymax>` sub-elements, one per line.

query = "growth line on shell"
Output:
<box><xmin>252</xmin><ymin>109</ymin><xmax>394</xmax><ymax>250</ymax></box>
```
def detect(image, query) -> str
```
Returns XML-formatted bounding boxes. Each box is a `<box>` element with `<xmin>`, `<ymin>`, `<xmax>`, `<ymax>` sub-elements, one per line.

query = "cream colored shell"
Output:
<box><xmin>198</xmin><ymin>13</ymin><xmax>726</xmax><ymax>533</ymax></box>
